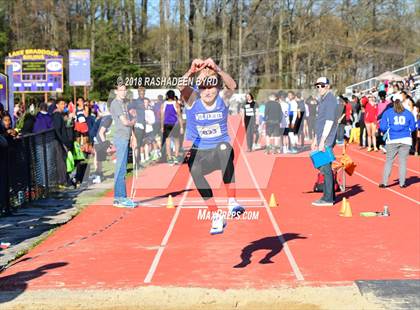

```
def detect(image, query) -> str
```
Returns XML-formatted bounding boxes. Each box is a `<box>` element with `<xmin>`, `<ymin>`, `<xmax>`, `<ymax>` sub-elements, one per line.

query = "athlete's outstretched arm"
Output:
<box><xmin>179</xmin><ymin>59</ymin><xmax>204</xmax><ymax>106</ymax></box>
<box><xmin>203</xmin><ymin>58</ymin><xmax>237</xmax><ymax>90</ymax></box>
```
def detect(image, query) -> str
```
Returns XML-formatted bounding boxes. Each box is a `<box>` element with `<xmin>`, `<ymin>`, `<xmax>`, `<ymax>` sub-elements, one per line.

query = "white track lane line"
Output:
<box><xmin>231</xmin><ymin>122</ymin><xmax>305</xmax><ymax>281</ymax></box>
<box><xmin>144</xmin><ymin>177</ymin><xmax>193</xmax><ymax>283</ymax></box>
<box><xmin>350</xmin><ymin>148</ymin><xmax>420</xmax><ymax>174</ymax></box>
<box><xmin>137</xmin><ymin>205</ymin><xmax>265</xmax><ymax>209</ymax></box>
<box><xmin>354</xmin><ymin>171</ymin><xmax>420</xmax><ymax>205</ymax></box>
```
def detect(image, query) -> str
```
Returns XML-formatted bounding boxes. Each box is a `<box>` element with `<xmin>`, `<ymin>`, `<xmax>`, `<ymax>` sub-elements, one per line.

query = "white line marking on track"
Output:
<box><xmin>133</xmin><ymin>204</ymin><xmax>265</xmax><ymax>209</ymax></box>
<box><xmin>131</xmin><ymin>198</ymin><xmax>263</xmax><ymax>204</ymax></box>
<box><xmin>144</xmin><ymin>177</ymin><xmax>193</xmax><ymax>283</ymax></box>
<box><xmin>350</xmin><ymin>148</ymin><xmax>420</xmax><ymax>174</ymax></box>
<box><xmin>354</xmin><ymin>171</ymin><xmax>420</xmax><ymax>205</ymax></box>
<box><xmin>232</xmin><ymin>123</ymin><xmax>305</xmax><ymax>281</ymax></box>
<box><xmin>185</xmin><ymin>198</ymin><xmax>263</xmax><ymax>203</ymax></box>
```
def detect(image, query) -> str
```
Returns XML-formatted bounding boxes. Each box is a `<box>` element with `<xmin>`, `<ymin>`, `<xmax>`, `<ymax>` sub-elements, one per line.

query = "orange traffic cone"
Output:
<box><xmin>343</xmin><ymin>199</ymin><xmax>352</xmax><ymax>217</ymax></box>
<box><xmin>269</xmin><ymin>193</ymin><xmax>277</xmax><ymax>208</ymax></box>
<box><xmin>166</xmin><ymin>195</ymin><xmax>175</xmax><ymax>208</ymax></box>
<box><xmin>339</xmin><ymin>198</ymin><xmax>347</xmax><ymax>216</ymax></box>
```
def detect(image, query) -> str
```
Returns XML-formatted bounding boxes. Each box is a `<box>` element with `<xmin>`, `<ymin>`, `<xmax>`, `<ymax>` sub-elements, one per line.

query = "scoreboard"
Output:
<box><xmin>22</xmin><ymin>61</ymin><xmax>46</xmax><ymax>73</ymax></box>
<box><xmin>5</xmin><ymin>49</ymin><xmax>63</xmax><ymax>93</ymax></box>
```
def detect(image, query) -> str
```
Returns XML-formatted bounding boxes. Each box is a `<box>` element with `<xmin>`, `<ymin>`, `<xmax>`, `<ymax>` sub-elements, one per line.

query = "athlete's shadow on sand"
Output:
<box><xmin>234</xmin><ymin>234</ymin><xmax>306</xmax><ymax>268</ymax></box>
<box><xmin>0</xmin><ymin>262</ymin><xmax>67</xmax><ymax>303</ymax></box>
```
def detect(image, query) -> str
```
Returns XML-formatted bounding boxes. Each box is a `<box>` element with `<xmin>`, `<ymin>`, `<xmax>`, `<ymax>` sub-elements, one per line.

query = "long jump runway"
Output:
<box><xmin>0</xmin><ymin>117</ymin><xmax>419</xmax><ymax>292</ymax></box>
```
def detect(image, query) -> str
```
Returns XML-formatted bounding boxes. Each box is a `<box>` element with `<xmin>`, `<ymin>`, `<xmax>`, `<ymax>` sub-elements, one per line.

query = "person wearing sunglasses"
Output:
<box><xmin>179</xmin><ymin>58</ymin><xmax>245</xmax><ymax>235</ymax></box>
<box><xmin>311</xmin><ymin>77</ymin><xmax>339</xmax><ymax>207</ymax></box>
<box><xmin>110</xmin><ymin>84</ymin><xmax>137</xmax><ymax>208</ymax></box>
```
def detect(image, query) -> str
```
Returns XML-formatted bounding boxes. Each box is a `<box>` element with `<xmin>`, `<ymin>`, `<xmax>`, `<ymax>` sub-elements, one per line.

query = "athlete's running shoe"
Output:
<box><xmin>228</xmin><ymin>200</ymin><xmax>245</xmax><ymax>217</ymax></box>
<box><xmin>210</xmin><ymin>213</ymin><xmax>227</xmax><ymax>235</ymax></box>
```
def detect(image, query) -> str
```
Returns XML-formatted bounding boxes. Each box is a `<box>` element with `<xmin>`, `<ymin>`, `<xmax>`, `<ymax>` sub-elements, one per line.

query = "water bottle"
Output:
<box><xmin>383</xmin><ymin>205</ymin><xmax>390</xmax><ymax>216</ymax></box>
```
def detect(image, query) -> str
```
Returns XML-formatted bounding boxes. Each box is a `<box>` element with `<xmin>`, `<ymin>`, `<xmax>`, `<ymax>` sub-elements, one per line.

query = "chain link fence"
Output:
<box><xmin>0</xmin><ymin>129</ymin><xmax>59</xmax><ymax>215</ymax></box>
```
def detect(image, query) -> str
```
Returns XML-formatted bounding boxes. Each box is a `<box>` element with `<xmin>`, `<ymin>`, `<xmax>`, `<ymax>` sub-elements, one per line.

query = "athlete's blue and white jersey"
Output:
<box><xmin>185</xmin><ymin>93</ymin><xmax>230</xmax><ymax>149</ymax></box>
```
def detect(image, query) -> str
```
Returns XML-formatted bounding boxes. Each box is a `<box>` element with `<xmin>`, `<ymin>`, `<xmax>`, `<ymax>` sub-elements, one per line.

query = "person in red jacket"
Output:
<box><xmin>365</xmin><ymin>94</ymin><xmax>379</xmax><ymax>151</ymax></box>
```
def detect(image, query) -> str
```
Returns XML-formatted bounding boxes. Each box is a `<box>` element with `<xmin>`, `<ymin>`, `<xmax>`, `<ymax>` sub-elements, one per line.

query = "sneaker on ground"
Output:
<box><xmin>172</xmin><ymin>156</ymin><xmax>179</xmax><ymax>165</ymax></box>
<box><xmin>311</xmin><ymin>199</ymin><xmax>334</xmax><ymax>207</ymax></box>
<box><xmin>58</xmin><ymin>184</ymin><xmax>68</xmax><ymax>190</ymax></box>
<box><xmin>210</xmin><ymin>213</ymin><xmax>227</xmax><ymax>235</ymax></box>
<box><xmin>0</xmin><ymin>242</ymin><xmax>11</xmax><ymax>250</ymax></box>
<box><xmin>113</xmin><ymin>198</ymin><xmax>138</xmax><ymax>208</ymax></box>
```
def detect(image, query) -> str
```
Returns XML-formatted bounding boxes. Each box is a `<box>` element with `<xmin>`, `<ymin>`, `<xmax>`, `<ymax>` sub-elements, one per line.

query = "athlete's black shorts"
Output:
<box><xmin>187</xmin><ymin>142</ymin><xmax>235</xmax><ymax>199</ymax></box>
<box><xmin>266</xmin><ymin>121</ymin><xmax>281</xmax><ymax>137</ymax></box>
<box><xmin>163</xmin><ymin>124</ymin><xmax>180</xmax><ymax>138</ymax></box>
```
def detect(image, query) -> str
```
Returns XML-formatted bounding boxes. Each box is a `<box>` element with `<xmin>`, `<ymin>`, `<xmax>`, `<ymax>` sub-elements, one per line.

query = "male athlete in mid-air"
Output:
<box><xmin>179</xmin><ymin>58</ymin><xmax>245</xmax><ymax>235</ymax></box>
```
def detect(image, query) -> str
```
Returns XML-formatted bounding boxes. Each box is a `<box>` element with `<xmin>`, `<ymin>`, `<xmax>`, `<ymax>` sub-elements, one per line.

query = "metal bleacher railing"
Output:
<box><xmin>0</xmin><ymin>129</ymin><xmax>59</xmax><ymax>215</ymax></box>
<box><xmin>345</xmin><ymin>61</ymin><xmax>420</xmax><ymax>95</ymax></box>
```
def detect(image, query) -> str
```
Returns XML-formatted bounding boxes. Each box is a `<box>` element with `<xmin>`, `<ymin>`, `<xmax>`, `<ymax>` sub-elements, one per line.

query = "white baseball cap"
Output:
<box><xmin>315</xmin><ymin>77</ymin><xmax>330</xmax><ymax>85</ymax></box>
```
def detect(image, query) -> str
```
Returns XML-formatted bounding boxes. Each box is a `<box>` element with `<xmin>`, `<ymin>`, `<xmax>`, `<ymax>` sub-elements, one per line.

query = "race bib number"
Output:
<box><xmin>196</xmin><ymin>123</ymin><xmax>222</xmax><ymax>138</ymax></box>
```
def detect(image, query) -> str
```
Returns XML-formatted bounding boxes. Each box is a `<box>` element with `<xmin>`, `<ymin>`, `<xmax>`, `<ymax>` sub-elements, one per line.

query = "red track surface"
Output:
<box><xmin>1</xmin><ymin>116</ymin><xmax>419</xmax><ymax>290</ymax></box>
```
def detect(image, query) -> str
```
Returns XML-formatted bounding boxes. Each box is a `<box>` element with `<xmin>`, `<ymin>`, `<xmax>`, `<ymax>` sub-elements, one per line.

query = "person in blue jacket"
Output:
<box><xmin>379</xmin><ymin>99</ymin><xmax>416</xmax><ymax>188</ymax></box>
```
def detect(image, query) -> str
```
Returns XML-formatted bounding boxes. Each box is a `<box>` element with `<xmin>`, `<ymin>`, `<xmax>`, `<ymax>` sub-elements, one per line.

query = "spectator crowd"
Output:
<box><xmin>240</xmin><ymin>74</ymin><xmax>420</xmax><ymax>157</ymax></box>
<box><xmin>0</xmin><ymin>71</ymin><xmax>419</xmax><ymax>211</ymax></box>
